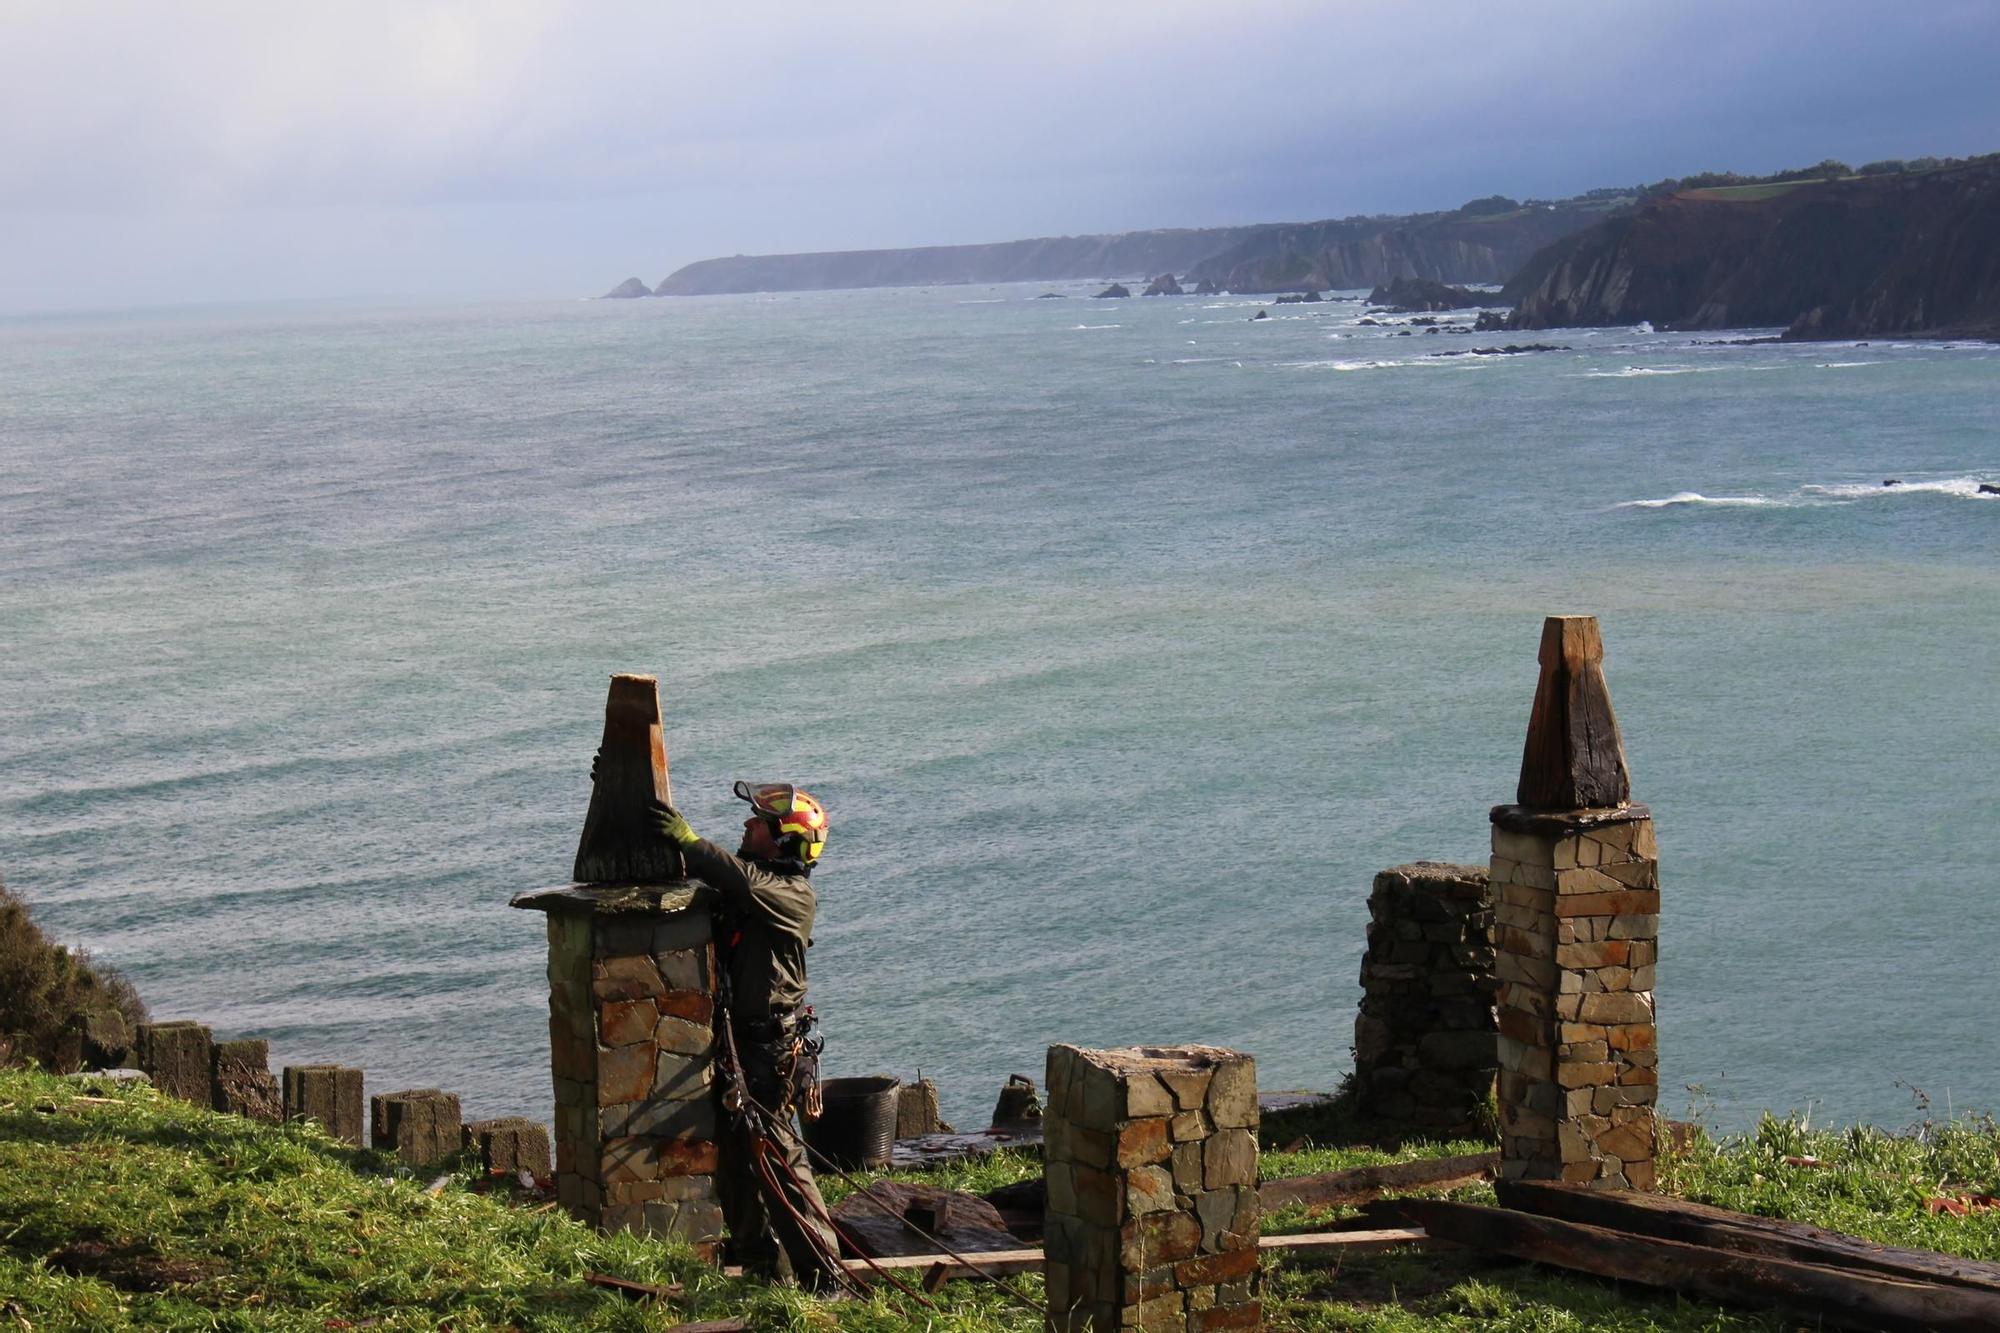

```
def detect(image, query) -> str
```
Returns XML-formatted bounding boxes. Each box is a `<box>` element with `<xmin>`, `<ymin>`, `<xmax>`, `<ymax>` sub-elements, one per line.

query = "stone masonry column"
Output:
<box><xmin>1491</xmin><ymin>616</ymin><xmax>1659</xmax><ymax>1189</ymax></box>
<box><xmin>1044</xmin><ymin>1044</ymin><xmax>1260</xmax><ymax>1333</ymax></box>
<box><xmin>510</xmin><ymin>673</ymin><xmax>723</xmax><ymax>1255</ymax></box>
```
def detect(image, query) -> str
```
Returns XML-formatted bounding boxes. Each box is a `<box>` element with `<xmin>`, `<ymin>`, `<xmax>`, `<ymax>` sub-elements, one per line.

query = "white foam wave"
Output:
<box><xmin>1279</xmin><ymin>358</ymin><xmax>1408</xmax><ymax>371</ymax></box>
<box><xmin>1805</xmin><ymin>478</ymin><xmax>1999</xmax><ymax>501</ymax></box>
<box><xmin>1619</xmin><ymin>492</ymin><xmax>1785</xmax><ymax>509</ymax></box>
<box><xmin>1582</xmin><ymin>366</ymin><xmax>1703</xmax><ymax>378</ymax></box>
<box><xmin>1070</xmin><ymin>324</ymin><xmax>1121</xmax><ymax>330</ymax></box>
<box><xmin>1816</xmin><ymin>360</ymin><xmax>1882</xmax><ymax>368</ymax></box>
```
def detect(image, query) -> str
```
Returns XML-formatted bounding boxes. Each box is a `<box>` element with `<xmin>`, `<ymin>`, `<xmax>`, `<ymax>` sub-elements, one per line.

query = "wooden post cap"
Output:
<box><xmin>1516</xmin><ymin>616</ymin><xmax>1632</xmax><ymax>811</ymax></box>
<box><xmin>572</xmin><ymin>673</ymin><xmax>686</xmax><ymax>884</ymax></box>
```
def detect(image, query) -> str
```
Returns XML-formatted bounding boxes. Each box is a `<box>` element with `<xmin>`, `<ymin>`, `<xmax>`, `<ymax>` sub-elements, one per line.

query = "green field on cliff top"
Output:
<box><xmin>4</xmin><ymin>1067</ymin><xmax>2000</xmax><ymax>1331</ymax></box>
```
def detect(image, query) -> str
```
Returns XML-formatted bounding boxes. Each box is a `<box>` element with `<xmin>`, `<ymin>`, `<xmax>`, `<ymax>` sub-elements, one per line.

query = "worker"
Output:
<box><xmin>649</xmin><ymin>779</ymin><xmax>842</xmax><ymax>1288</ymax></box>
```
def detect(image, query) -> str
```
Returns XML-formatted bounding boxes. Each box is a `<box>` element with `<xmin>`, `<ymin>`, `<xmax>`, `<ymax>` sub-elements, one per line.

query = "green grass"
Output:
<box><xmin>7</xmin><ymin>1065</ymin><xmax>2000</xmax><ymax>1331</ymax></box>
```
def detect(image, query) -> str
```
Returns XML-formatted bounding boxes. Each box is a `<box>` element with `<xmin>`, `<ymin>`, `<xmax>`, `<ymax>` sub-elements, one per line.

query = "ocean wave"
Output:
<box><xmin>1279</xmin><ymin>358</ymin><xmax>1407</xmax><ymax>371</ymax></box>
<box><xmin>1070</xmin><ymin>323</ymin><xmax>1121</xmax><ymax>330</ymax></box>
<box><xmin>1816</xmin><ymin>360</ymin><xmax>1882</xmax><ymax>368</ymax></box>
<box><xmin>1618</xmin><ymin>492</ymin><xmax>1786</xmax><ymax>509</ymax></box>
<box><xmin>1805</xmin><ymin>478</ymin><xmax>1999</xmax><ymax>501</ymax></box>
<box><xmin>1582</xmin><ymin>366</ymin><xmax>1705</xmax><ymax>378</ymax></box>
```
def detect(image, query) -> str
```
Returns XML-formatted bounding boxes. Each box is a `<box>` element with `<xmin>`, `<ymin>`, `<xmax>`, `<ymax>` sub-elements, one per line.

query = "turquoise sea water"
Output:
<box><xmin>2</xmin><ymin>285</ymin><xmax>1995</xmax><ymax>1133</ymax></box>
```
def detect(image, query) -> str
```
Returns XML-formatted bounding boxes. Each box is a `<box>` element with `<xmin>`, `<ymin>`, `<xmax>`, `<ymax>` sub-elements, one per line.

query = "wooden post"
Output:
<box><xmin>573</xmin><ymin>673</ymin><xmax>683</xmax><ymax>884</ymax></box>
<box><xmin>1491</xmin><ymin>616</ymin><xmax>1659</xmax><ymax>1190</ymax></box>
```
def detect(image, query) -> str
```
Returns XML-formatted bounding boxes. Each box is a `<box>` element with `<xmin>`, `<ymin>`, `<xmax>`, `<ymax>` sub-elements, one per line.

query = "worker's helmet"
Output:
<box><xmin>733</xmin><ymin>780</ymin><xmax>830</xmax><ymax>868</ymax></box>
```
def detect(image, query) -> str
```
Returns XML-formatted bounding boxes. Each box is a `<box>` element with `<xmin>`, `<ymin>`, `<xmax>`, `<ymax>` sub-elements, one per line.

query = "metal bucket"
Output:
<box><xmin>804</xmin><ymin>1075</ymin><xmax>901</xmax><ymax>1170</ymax></box>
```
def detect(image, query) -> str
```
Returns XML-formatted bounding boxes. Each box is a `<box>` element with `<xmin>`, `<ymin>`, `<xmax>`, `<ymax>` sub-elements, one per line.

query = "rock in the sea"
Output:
<box><xmin>1036</xmin><ymin>291</ymin><xmax>1068</xmax><ymax>299</ymax></box>
<box><xmin>1093</xmin><ymin>283</ymin><xmax>1132</xmax><ymax>299</ymax></box>
<box><xmin>600</xmin><ymin>277</ymin><xmax>652</xmax><ymax>299</ymax></box>
<box><xmin>1979</xmin><ymin>483</ymin><xmax>2000</xmax><ymax>496</ymax></box>
<box><xmin>1142</xmin><ymin>272</ymin><xmax>1184</xmax><ymax>296</ymax></box>
<box><xmin>1195</xmin><ymin>278</ymin><xmax>1221</xmax><ymax>295</ymax></box>
<box><xmin>1275</xmin><ymin>290</ymin><xmax>1323</xmax><ymax>304</ymax></box>
<box><xmin>1251</xmin><ymin>310</ymin><xmax>1270</xmax><ymax>320</ymax></box>
<box><xmin>1367</xmin><ymin>276</ymin><xmax>1491</xmax><ymax>312</ymax></box>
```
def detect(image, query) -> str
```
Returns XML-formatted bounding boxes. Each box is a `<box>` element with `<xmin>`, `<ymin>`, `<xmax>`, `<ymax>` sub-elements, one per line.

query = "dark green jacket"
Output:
<box><xmin>682</xmin><ymin>838</ymin><xmax>815</xmax><ymax>1020</ymax></box>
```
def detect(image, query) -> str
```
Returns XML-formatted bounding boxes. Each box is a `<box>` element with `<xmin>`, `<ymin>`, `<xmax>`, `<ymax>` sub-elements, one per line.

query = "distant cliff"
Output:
<box><xmin>1498</xmin><ymin>160</ymin><xmax>2000</xmax><ymax>339</ymax></box>
<box><xmin>1183</xmin><ymin>198</ymin><xmax>1622</xmax><ymax>294</ymax></box>
<box><xmin>653</xmin><ymin>228</ymin><xmax>1270</xmax><ymax>296</ymax></box>
<box><xmin>647</xmin><ymin>195</ymin><xmax>1625</xmax><ymax>297</ymax></box>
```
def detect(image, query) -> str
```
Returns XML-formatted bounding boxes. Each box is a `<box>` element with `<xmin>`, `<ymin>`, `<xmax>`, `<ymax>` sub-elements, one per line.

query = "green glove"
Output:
<box><xmin>649</xmin><ymin>798</ymin><xmax>699</xmax><ymax>848</ymax></box>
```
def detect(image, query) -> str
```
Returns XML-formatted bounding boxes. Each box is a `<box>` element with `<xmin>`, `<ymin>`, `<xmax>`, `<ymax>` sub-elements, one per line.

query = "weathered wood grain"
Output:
<box><xmin>573</xmin><ymin>673</ymin><xmax>684</xmax><ymax>883</ymax></box>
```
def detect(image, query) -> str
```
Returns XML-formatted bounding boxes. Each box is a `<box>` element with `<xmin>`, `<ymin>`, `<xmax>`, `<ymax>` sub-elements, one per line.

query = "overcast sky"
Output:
<box><xmin>3</xmin><ymin>0</ymin><xmax>1996</xmax><ymax>314</ymax></box>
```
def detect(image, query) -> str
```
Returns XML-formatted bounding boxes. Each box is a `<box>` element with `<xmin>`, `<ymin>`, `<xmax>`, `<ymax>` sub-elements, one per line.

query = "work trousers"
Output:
<box><xmin>716</xmin><ymin>1036</ymin><xmax>839</xmax><ymax>1287</ymax></box>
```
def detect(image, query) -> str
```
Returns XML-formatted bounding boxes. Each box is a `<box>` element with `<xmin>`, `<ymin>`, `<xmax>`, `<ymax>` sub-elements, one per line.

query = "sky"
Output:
<box><xmin>3</xmin><ymin>0</ymin><xmax>1998</xmax><ymax>314</ymax></box>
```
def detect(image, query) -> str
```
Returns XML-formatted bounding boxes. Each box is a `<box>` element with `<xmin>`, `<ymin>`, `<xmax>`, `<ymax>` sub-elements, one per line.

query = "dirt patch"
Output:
<box><xmin>47</xmin><ymin>1240</ymin><xmax>223</xmax><ymax>1291</ymax></box>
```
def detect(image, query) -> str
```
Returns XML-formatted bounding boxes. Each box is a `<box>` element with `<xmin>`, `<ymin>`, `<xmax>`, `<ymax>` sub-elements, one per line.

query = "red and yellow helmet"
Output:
<box><xmin>733</xmin><ymin>780</ymin><xmax>830</xmax><ymax>867</ymax></box>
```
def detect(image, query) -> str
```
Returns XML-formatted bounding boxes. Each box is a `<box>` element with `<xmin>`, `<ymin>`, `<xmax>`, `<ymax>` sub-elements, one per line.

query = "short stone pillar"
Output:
<box><xmin>465</xmin><ymin>1117</ymin><xmax>553</xmax><ymax>1176</ymax></box>
<box><xmin>371</xmin><ymin>1088</ymin><xmax>464</xmax><ymax>1166</ymax></box>
<box><xmin>282</xmin><ymin>1064</ymin><xmax>365</xmax><ymax>1144</ymax></box>
<box><xmin>1044</xmin><ymin>1044</ymin><xmax>1260</xmax><ymax>1332</ymax></box>
<box><xmin>1352</xmin><ymin>862</ymin><xmax>1497</xmax><ymax>1134</ymax></box>
<box><xmin>211</xmin><ymin>1037</ymin><xmax>282</xmax><ymax>1123</ymax></box>
<box><xmin>510</xmin><ymin>672</ymin><xmax>722</xmax><ymax>1254</ymax></box>
<box><xmin>135</xmin><ymin>1021</ymin><xmax>212</xmax><ymax>1104</ymax></box>
<box><xmin>1491</xmin><ymin>616</ymin><xmax>1659</xmax><ymax>1189</ymax></box>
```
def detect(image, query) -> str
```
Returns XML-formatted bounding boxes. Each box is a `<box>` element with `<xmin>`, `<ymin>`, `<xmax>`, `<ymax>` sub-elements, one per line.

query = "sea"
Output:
<box><xmin>1</xmin><ymin>283</ymin><xmax>1995</xmax><ymax>1135</ymax></box>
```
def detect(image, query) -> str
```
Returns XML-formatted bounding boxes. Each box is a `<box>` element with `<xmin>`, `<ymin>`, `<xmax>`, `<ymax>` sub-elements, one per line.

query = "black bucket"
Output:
<box><xmin>804</xmin><ymin>1075</ymin><xmax>901</xmax><ymax>1170</ymax></box>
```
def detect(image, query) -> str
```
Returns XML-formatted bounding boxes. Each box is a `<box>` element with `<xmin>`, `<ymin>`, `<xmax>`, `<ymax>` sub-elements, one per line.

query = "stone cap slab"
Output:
<box><xmin>510</xmin><ymin>882</ymin><xmax>702</xmax><ymax>916</ymax></box>
<box><xmin>1489</xmin><ymin>803</ymin><xmax>1651</xmax><ymax>836</ymax></box>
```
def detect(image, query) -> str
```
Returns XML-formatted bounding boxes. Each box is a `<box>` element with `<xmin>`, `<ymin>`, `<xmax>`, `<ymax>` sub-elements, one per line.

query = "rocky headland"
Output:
<box><xmin>642</xmin><ymin>192</ymin><xmax>1626</xmax><ymax>298</ymax></box>
<box><xmin>599</xmin><ymin>277</ymin><xmax>653</xmax><ymax>299</ymax></box>
<box><xmin>1496</xmin><ymin>158</ymin><xmax>2000</xmax><ymax>340</ymax></box>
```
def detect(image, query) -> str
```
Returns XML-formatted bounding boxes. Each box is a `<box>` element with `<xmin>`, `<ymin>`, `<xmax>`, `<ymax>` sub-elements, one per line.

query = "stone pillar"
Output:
<box><xmin>371</xmin><ymin>1089</ymin><xmax>464</xmax><ymax>1166</ymax></box>
<box><xmin>1352</xmin><ymin>862</ymin><xmax>1497</xmax><ymax>1134</ymax></box>
<box><xmin>1044</xmin><ymin>1044</ymin><xmax>1260</xmax><ymax>1333</ymax></box>
<box><xmin>211</xmin><ymin>1037</ymin><xmax>282</xmax><ymax>1123</ymax></box>
<box><xmin>1491</xmin><ymin>616</ymin><xmax>1659</xmax><ymax>1189</ymax></box>
<box><xmin>282</xmin><ymin>1064</ymin><xmax>365</xmax><ymax>1144</ymax></box>
<box><xmin>511</xmin><ymin>671</ymin><xmax>722</xmax><ymax>1255</ymax></box>
<box><xmin>513</xmin><ymin>886</ymin><xmax>722</xmax><ymax>1251</ymax></box>
<box><xmin>135</xmin><ymin>1021</ymin><xmax>212</xmax><ymax>1104</ymax></box>
<box><xmin>465</xmin><ymin>1117</ymin><xmax>553</xmax><ymax>1176</ymax></box>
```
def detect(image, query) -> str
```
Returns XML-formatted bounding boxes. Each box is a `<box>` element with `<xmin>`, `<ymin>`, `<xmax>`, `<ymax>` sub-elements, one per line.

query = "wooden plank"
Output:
<box><xmin>841</xmin><ymin>1230</ymin><xmax>1434</xmax><ymax>1285</ymax></box>
<box><xmin>573</xmin><ymin>673</ymin><xmax>684</xmax><ymax>883</ymax></box>
<box><xmin>1261</xmin><ymin>1152</ymin><xmax>1498</xmax><ymax>1208</ymax></box>
<box><xmin>1496</xmin><ymin>1180</ymin><xmax>2000</xmax><ymax>1294</ymax></box>
<box><xmin>1394</xmin><ymin>1199</ymin><xmax>2000</xmax><ymax>1333</ymax></box>
<box><xmin>586</xmin><ymin>1272</ymin><xmax>684</xmax><ymax>1301</ymax></box>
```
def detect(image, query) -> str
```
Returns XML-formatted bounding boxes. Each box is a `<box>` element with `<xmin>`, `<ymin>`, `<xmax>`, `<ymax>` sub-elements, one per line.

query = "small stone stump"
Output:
<box><xmin>1352</xmin><ymin>862</ymin><xmax>1497</xmax><ymax>1133</ymax></box>
<box><xmin>371</xmin><ymin>1088</ymin><xmax>464</xmax><ymax>1166</ymax></box>
<box><xmin>1044</xmin><ymin>1044</ymin><xmax>1260</xmax><ymax>1332</ymax></box>
<box><xmin>283</xmin><ymin>1064</ymin><xmax>365</xmax><ymax>1144</ymax></box>
<box><xmin>896</xmin><ymin>1078</ymin><xmax>954</xmax><ymax>1137</ymax></box>
<box><xmin>1492</xmin><ymin>616</ymin><xmax>1660</xmax><ymax>1189</ymax></box>
<box><xmin>135</xmin><ymin>1021</ymin><xmax>212</xmax><ymax>1104</ymax></box>
<box><xmin>211</xmin><ymin>1037</ymin><xmax>282</xmax><ymax>1123</ymax></box>
<box><xmin>465</xmin><ymin>1117</ymin><xmax>553</xmax><ymax>1176</ymax></box>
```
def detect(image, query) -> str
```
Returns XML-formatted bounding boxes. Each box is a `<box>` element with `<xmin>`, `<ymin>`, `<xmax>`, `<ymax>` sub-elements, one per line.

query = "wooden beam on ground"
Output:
<box><xmin>585</xmin><ymin>1273</ymin><xmax>683</xmax><ymax>1301</ymax></box>
<box><xmin>1261</xmin><ymin>1151</ymin><xmax>1498</xmax><ymax>1209</ymax></box>
<box><xmin>1496</xmin><ymin>1180</ymin><xmax>2000</xmax><ymax>1295</ymax></box>
<box><xmin>1394</xmin><ymin>1199</ymin><xmax>2000</xmax><ymax>1333</ymax></box>
<box><xmin>837</xmin><ymin>1230</ymin><xmax>1435</xmax><ymax>1286</ymax></box>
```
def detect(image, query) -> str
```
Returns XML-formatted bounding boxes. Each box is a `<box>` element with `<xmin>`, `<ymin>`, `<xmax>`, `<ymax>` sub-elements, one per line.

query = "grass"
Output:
<box><xmin>5</xmin><ymin>1065</ymin><xmax>2000</xmax><ymax>1330</ymax></box>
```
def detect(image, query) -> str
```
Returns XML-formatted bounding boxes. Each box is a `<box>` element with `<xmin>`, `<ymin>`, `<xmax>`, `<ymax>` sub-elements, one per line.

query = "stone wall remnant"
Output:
<box><xmin>1352</xmin><ymin>862</ymin><xmax>1497</xmax><ymax>1133</ymax></box>
<box><xmin>135</xmin><ymin>1020</ymin><xmax>212</xmax><ymax>1104</ymax></box>
<box><xmin>1491</xmin><ymin>616</ymin><xmax>1659</xmax><ymax>1189</ymax></box>
<box><xmin>282</xmin><ymin>1064</ymin><xmax>365</xmax><ymax>1144</ymax></box>
<box><xmin>1044</xmin><ymin>1043</ymin><xmax>1260</xmax><ymax>1332</ymax></box>
<box><xmin>465</xmin><ymin>1116</ymin><xmax>553</xmax><ymax>1176</ymax></box>
<box><xmin>371</xmin><ymin>1088</ymin><xmax>464</xmax><ymax>1166</ymax></box>
<box><xmin>211</xmin><ymin>1037</ymin><xmax>282</xmax><ymax>1123</ymax></box>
